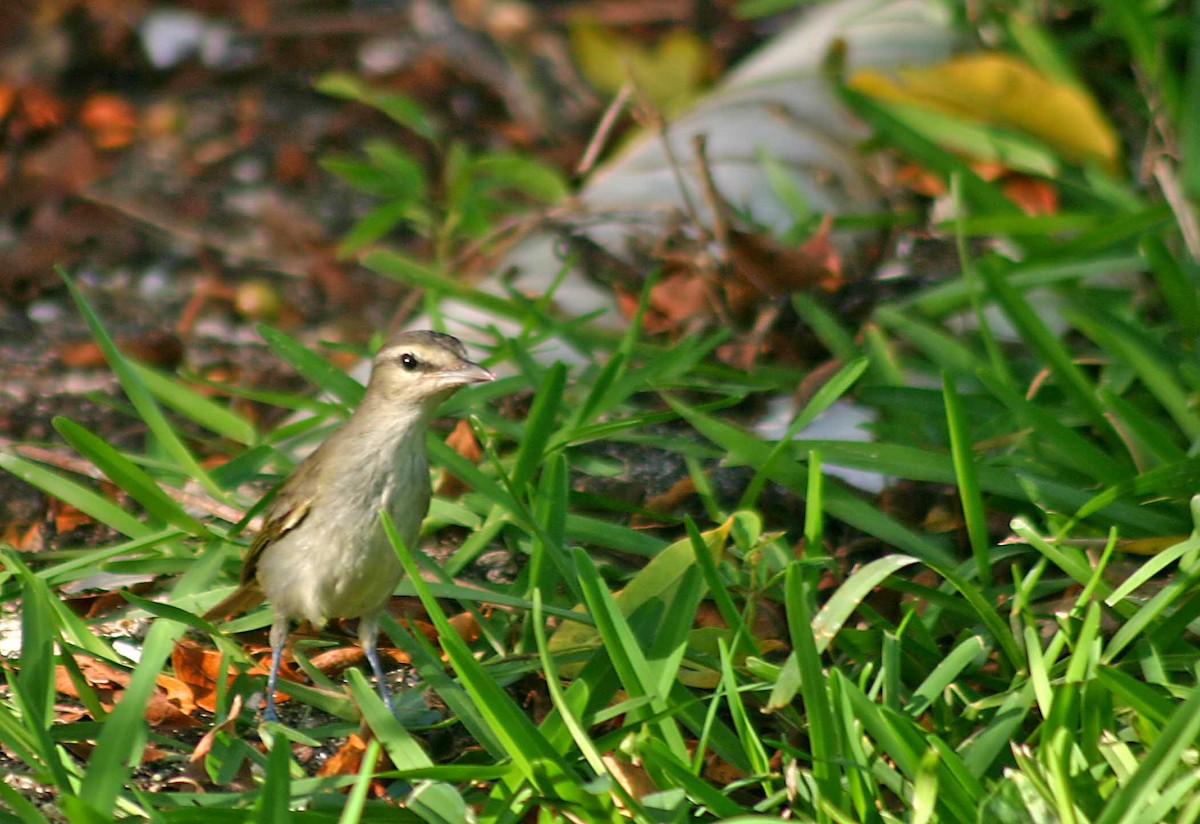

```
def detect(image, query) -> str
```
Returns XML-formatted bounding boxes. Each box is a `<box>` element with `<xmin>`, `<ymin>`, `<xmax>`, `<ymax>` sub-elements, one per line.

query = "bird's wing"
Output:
<box><xmin>240</xmin><ymin>488</ymin><xmax>313</xmax><ymax>585</ymax></box>
<box><xmin>203</xmin><ymin>490</ymin><xmax>313</xmax><ymax>621</ymax></box>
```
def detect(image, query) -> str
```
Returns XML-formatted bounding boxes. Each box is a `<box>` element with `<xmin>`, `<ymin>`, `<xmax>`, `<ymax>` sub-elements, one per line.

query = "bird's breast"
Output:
<box><xmin>256</xmin><ymin>430</ymin><xmax>432</xmax><ymax>625</ymax></box>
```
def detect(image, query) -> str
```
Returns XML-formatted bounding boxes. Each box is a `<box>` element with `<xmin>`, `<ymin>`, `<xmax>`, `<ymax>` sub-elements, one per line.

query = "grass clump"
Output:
<box><xmin>3</xmin><ymin>2</ymin><xmax>1200</xmax><ymax>822</ymax></box>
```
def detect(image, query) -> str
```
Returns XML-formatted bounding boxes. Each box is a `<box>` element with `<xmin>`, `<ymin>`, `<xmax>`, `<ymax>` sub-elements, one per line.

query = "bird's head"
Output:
<box><xmin>367</xmin><ymin>330</ymin><xmax>495</xmax><ymax>411</ymax></box>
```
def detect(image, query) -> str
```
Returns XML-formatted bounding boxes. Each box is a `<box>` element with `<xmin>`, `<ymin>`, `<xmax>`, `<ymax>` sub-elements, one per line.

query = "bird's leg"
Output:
<box><xmin>358</xmin><ymin>612</ymin><xmax>392</xmax><ymax>709</ymax></box>
<box><xmin>263</xmin><ymin>614</ymin><xmax>290</xmax><ymax>722</ymax></box>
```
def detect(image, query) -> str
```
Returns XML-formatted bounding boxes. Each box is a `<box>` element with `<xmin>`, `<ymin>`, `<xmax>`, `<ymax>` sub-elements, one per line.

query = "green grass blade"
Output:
<box><xmin>0</xmin><ymin>453</ymin><xmax>151</xmax><ymax>539</ymax></box>
<box><xmin>74</xmin><ymin>609</ymin><xmax>187</xmax><ymax>813</ymax></box>
<box><xmin>128</xmin><ymin>361</ymin><xmax>258</xmax><ymax>446</ymax></box>
<box><xmin>257</xmin><ymin>325</ymin><xmax>364</xmax><ymax>408</ymax></box>
<box><xmin>381</xmin><ymin>512</ymin><xmax>593</xmax><ymax>808</ymax></box>
<box><xmin>814</xmin><ymin>555</ymin><xmax>921</xmax><ymax>654</ymax></box>
<box><xmin>740</xmin><ymin>357</ymin><xmax>868</xmax><ymax>510</ymax></box>
<box><xmin>257</xmin><ymin>736</ymin><xmax>293</xmax><ymax>823</ymax></box>
<box><xmin>336</xmin><ymin>737</ymin><xmax>382</xmax><ymax>824</ymax></box>
<box><xmin>787</xmin><ymin>563</ymin><xmax>845</xmax><ymax>812</ymax></box>
<box><xmin>1095</xmin><ymin>679</ymin><xmax>1200</xmax><ymax>824</ymax></box>
<box><xmin>1071</xmin><ymin>304</ymin><xmax>1200</xmax><ymax>441</ymax></box>
<box><xmin>344</xmin><ymin>668</ymin><xmax>433</xmax><ymax>771</ymax></box>
<box><xmin>905</xmin><ymin>635</ymin><xmax>988</xmax><ymax>716</ymax></box>
<box><xmin>973</xmin><ymin>259</ymin><xmax>1113</xmax><ymax>441</ymax></box>
<box><xmin>58</xmin><ymin>267</ymin><xmax>225</xmax><ymax>500</ymax></box>
<box><xmin>570</xmin><ymin>547</ymin><xmax>690</xmax><ymax>762</ymax></box>
<box><xmin>837</xmin><ymin>85</ymin><xmax>1020</xmax><ymax>216</ymax></box>
<box><xmin>942</xmin><ymin>376</ymin><xmax>991</xmax><ymax>584</ymax></box>
<box><xmin>510</xmin><ymin>361</ymin><xmax>566</xmax><ymax>493</ymax></box>
<box><xmin>52</xmin><ymin>417</ymin><xmax>209</xmax><ymax>537</ymax></box>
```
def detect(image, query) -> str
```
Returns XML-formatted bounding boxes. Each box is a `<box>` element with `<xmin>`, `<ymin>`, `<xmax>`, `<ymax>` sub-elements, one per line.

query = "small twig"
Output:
<box><xmin>631</xmin><ymin>85</ymin><xmax>704</xmax><ymax>234</ymax></box>
<box><xmin>688</xmin><ymin>134</ymin><xmax>738</xmax><ymax>328</ymax></box>
<box><xmin>577</xmin><ymin>83</ymin><xmax>633</xmax><ymax>176</ymax></box>
<box><xmin>1152</xmin><ymin>154</ymin><xmax>1200</xmax><ymax>260</ymax></box>
<box><xmin>691</xmin><ymin>134</ymin><xmax>731</xmax><ymax>258</ymax></box>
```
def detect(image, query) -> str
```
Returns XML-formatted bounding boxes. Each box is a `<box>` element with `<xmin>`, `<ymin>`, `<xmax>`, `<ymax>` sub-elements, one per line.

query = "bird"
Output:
<box><xmin>204</xmin><ymin>330</ymin><xmax>494</xmax><ymax>721</ymax></box>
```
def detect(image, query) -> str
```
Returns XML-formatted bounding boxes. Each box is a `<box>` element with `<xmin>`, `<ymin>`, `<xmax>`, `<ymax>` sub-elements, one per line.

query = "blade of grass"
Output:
<box><xmin>973</xmin><ymin>258</ymin><xmax>1114</xmax><ymax>443</ymax></box>
<box><xmin>1070</xmin><ymin>304</ymin><xmax>1200</xmax><ymax>441</ymax></box>
<box><xmin>381</xmin><ymin>512</ymin><xmax>596</xmax><ymax>810</ymax></box>
<box><xmin>0</xmin><ymin>453</ymin><xmax>151</xmax><ymax>539</ymax></box>
<box><xmin>128</xmin><ymin>361</ymin><xmax>257</xmax><ymax>446</ymax></box>
<box><xmin>905</xmin><ymin>635</ymin><xmax>988</xmax><ymax>716</ymax></box>
<box><xmin>4</xmin><ymin>550</ymin><xmax>115</xmax><ymax>659</ymax></box>
<box><xmin>837</xmin><ymin>86</ymin><xmax>1020</xmax><ymax>216</ymax></box>
<box><xmin>52</xmin><ymin>417</ymin><xmax>209</xmax><ymax>538</ymax></box>
<box><xmin>787</xmin><ymin>563</ymin><xmax>845</xmax><ymax>814</ymax></box>
<box><xmin>739</xmin><ymin>357</ymin><xmax>868</xmax><ymax>510</ymax></box>
<box><xmin>1095</xmin><ymin>677</ymin><xmax>1200</xmax><ymax>824</ymax></box>
<box><xmin>336</xmin><ymin>737</ymin><xmax>382</xmax><ymax>824</ymax></box>
<box><xmin>257</xmin><ymin>325</ymin><xmax>364</xmax><ymax>408</ymax></box>
<box><xmin>59</xmin><ymin>267</ymin><xmax>225</xmax><ymax>500</ymax></box>
<box><xmin>256</xmin><ymin>735</ymin><xmax>293</xmax><ymax>823</ymax></box>
<box><xmin>570</xmin><ymin>547</ymin><xmax>690</xmax><ymax>762</ymax></box>
<box><xmin>942</xmin><ymin>376</ymin><xmax>991</xmax><ymax>584</ymax></box>
<box><xmin>510</xmin><ymin>361</ymin><xmax>566</xmax><ymax>493</ymax></box>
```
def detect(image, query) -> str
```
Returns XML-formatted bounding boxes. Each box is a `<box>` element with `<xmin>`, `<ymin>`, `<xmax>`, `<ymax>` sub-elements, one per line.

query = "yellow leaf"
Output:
<box><xmin>569</xmin><ymin>19</ymin><xmax>710</xmax><ymax>114</ymax></box>
<box><xmin>849</xmin><ymin>52</ymin><xmax>1120</xmax><ymax>172</ymax></box>
<box><xmin>548</xmin><ymin>516</ymin><xmax>733</xmax><ymax>665</ymax></box>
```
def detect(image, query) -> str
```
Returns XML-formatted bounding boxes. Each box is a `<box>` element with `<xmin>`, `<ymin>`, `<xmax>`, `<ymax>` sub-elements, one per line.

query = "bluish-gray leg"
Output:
<box><xmin>358</xmin><ymin>612</ymin><xmax>391</xmax><ymax>708</ymax></box>
<box><xmin>263</xmin><ymin>615</ymin><xmax>289</xmax><ymax>722</ymax></box>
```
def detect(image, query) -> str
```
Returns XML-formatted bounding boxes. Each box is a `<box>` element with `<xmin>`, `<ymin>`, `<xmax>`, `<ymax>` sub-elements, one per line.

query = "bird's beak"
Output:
<box><xmin>444</xmin><ymin>360</ymin><xmax>495</xmax><ymax>385</ymax></box>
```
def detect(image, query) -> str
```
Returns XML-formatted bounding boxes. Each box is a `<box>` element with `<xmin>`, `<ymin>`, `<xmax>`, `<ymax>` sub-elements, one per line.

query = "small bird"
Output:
<box><xmin>204</xmin><ymin>330</ymin><xmax>494</xmax><ymax>720</ymax></box>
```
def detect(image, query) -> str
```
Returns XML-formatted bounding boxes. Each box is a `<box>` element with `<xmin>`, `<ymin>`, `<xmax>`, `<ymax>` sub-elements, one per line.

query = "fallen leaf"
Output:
<box><xmin>448</xmin><ymin>611</ymin><xmax>481</xmax><ymax>644</ymax></box>
<box><xmin>1001</xmin><ymin>174</ymin><xmax>1059</xmax><ymax>216</ymax></box>
<box><xmin>602</xmin><ymin>752</ymin><xmax>658</xmax><ymax>808</ymax></box>
<box><xmin>631</xmin><ymin>476</ymin><xmax>695</xmax><ymax>527</ymax></box>
<box><xmin>317</xmin><ymin>733</ymin><xmax>375</xmax><ymax>778</ymax></box>
<box><xmin>727</xmin><ymin>215</ymin><xmax>843</xmax><ymax>298</ymax></box>
<box><xmin>569</xmin><ymin>20</ymin><xmax>711</xmax><ymax>114</ymax></box>
<box><xmin>58</xmin><ymin>331</ymin><xmax>184</xmax><ymax>369</ymax></box>
<box><xmin>51</xmin><ymin>501</ymin><xmax>95</xmax><ymax>535</ymax></box>
<box><xmin>18</xmin><ymin>84</ymin><xmax>66</xmax><ymax>130</ymax></box>
<box><xmin>79</xmin><ymin>93</ymin><xmax>139</xmax><ymax>150</ymax></box>
<box><xmin>436</xmin><ymin>419</ymin><xmax>483</xmax><ymax>497</ymax></box>
<box><xmin>190</xmin><ymin>693</ymin><xmax>242</xmax><ymax>763</ymax></box>
<box><xmin>849</xmin><ymin>52</ymin><xmax>1120</xmax><ymax>172</ymax></box>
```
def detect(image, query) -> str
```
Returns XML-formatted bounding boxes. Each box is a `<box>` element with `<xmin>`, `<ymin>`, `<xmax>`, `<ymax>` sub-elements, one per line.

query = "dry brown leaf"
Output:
<box><xmin>156</xmin><ymin>672</ymin><xmax>198</xmax><ymax>715</ymax></box>
<box><xmin>58</xmin><ymin>331</ymin><xmax>184</xmax><ymax>369</ymax></box>
<box><xmin>144</xmin><ymin>690</ymin><xmax>203</xmax><ymax>729</ymax></box>
<box><xmin>190</xmin><ymin>693</ymin><xmax>243</xmax><ymax>764</ymax></box>
<box><xmin>19</xmin><ymin>85</ymin><xmax>66</xmax><ymax>130</ymax></box>
<box><xmin>170</xmin><ymin>640</ymin><xmax>220</xmax><ymax>712</ymax></box>
<box><xmin>79</xmin><ymin>93</ymin><xmax>139</xmax><ymax>150</ymax></box>
<box><xmin>54</xmin><ymin>656</ymin><xmax>127</xmax><ymax>705</ymax></box>
<box><xmin>448</xmin><ymin>611</ymin><xmax>482</xmax><ymax>644</ymax></box>
<box><xmin>437</xmin><ymin>419</ymin><xmax>484</xmax><ymax>497</ymax></box>
<box><xmin>50</xmin><ymin>501</ymin><xmax>95</xmax><ymax>535</ymax></box>
<box><xmin>644</xmin><ymin>271</ymin><xmax>711</xmax><ymax>332</ymax></box>
<box><xmin>317</xmin><ymin>733</ymin><xmax>375</xmax><ymax>778</ymax></box>
<box><xmin>0</xmin><ymin>82</ymin><xmax>15</xmax><ymax>120</ymax></box>
<box><xmin>702</xmin><ymin>750</ymin><xmax>746</xmax><ymax>785</ymax></box>
<box><xmin>631</xmin><ymin>477</ymin><xmax>695</xmax><ymax>527</ymax></box>
<box><xmin>602</xmin><ymin>752</ymin><xmax>658</xmax><ymax>808</ymax></box>
<box><xmin>727</xmin><ymin>215</ymin><xmax>843</xmax><ymax>299</ymax></box>
<box><xmin>1001</xmin><ymin>175</ymin><xmax>1059</xmax><ymax>216</ymax></box>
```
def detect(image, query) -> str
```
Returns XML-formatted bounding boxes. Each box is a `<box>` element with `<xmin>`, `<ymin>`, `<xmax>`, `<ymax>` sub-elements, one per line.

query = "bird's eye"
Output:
<box><xmin>400</xmin><ymin>353</ymin><xmax>419</xmax><ymax>371</ymax></box>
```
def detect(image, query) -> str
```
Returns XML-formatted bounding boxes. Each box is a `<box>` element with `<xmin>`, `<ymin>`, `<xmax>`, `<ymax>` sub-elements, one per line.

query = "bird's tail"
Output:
<box><xmin>203</xmin><ymin>583</ymin><xmax>266</xmax><ymax>622</ymax></box>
